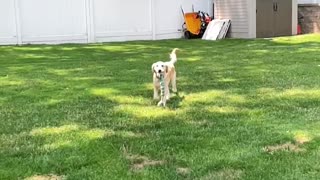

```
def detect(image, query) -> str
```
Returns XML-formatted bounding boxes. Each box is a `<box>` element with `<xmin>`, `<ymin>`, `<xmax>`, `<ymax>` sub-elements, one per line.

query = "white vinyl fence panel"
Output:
<box><xmin>93</xmin><ymin>0</ymin><xmax>152</xmax><ymax>42</ymax></box>
<box><xmin>0</xmin><ymin>0</ymin><xmax>213</xmax><ymax>45</ymax></box>
<box><xmin>0</xmin><ymin>1</ymin><xmax>17</xmax><ymax>45</ymax></box>
<box><xmin>19</xmin><ymin>0</ymin><xmax>88</xmax><ymax>44</ymax></box>
<box><xmin>155</xmin><ymin>0</ymin><xmax>182</xmax><ymax>39</ymax></box>
<box><xmin>298</xmin><ymin>0</ymin><xmax>320</xmax><ymax>3</ymax></box>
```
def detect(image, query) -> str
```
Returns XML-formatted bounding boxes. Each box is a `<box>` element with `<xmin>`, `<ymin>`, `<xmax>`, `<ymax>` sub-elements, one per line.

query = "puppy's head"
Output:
<box><xmin>151</xmin><ymin>61</ymin><xmax>168</xmax><ymax>78</ymax></box>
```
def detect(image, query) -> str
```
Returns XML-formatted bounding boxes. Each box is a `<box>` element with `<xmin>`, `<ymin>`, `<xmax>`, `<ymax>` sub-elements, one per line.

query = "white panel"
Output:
<box><xmin>19</xmin><ymin>0</ymin><xmax>87</xmax><ymax>43</ymax></box>
<box><xmin>247</xmin><ymin>0</ymin><xmax>256</xmax><ymax>38</ymax></box>
<box><xmin>293</xmin><ymin>0</ymin><xmax>298</xmax><ymax>35</ymax></box>
<box><xmin>93</xmin><ymin>0</ymin><xmax>151</xmax><ymax>41</ymax></box>
<box><xmin>298</xmin><ymin>0</ymin><xmax>320</xmax><ymax>4</ymax></box>
<box><xmin>155</xmin><ymin>0</ymin><xmax>181</xmax><ymax>34</ymax></box>
<box><xmin>0</xmin><ymin>1</ymin><xmax>17</xmax><ymax>44</ymax></box>
<box><xmin>202</xmin><ymin>20</ymin><xmax>229</xmax><ymax>40</ymax></box>
<box><xmin>0</xmin><ymin>0</ymin><xmax>213</xmax><ymax>44</ymax></box>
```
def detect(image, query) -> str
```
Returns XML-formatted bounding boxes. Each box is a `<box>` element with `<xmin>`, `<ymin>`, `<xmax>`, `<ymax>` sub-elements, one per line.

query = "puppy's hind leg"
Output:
<box><xmin>165</xmin><ymin>82</ymin><xmax>170</xmax><ymax>100</ymax></box>
<box><xmin>171</xmin><ymin>71</ymin><xmax>177</xmax><ymax>93</ymax></box>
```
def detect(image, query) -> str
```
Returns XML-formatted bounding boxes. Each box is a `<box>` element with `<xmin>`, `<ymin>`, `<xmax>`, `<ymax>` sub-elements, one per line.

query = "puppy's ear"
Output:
<box><xmin>165</xmin><ymin>65</ymin><xmax>169</xmax><ymax>73</ymax></box>
<box><xmin>151</xmin><ymin>63</ymin><xmax>156</xmax><ymax>73</ymax></box>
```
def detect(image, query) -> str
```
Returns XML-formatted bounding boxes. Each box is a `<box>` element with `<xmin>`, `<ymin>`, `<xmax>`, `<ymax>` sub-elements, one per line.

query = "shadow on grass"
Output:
<box><xmin>0</xmin><ymin>102</ymin><xmax>284</xmax><ymax>179</ymax></box>
<box><xmin>1</xmin><ymin>35</ymin><xmax>320</xmax><ymax>179</ymax></box>
<box><xmin>167</xmin><ymin>92</ymin><xmax>185</xmax><ymax>110</ymax></box>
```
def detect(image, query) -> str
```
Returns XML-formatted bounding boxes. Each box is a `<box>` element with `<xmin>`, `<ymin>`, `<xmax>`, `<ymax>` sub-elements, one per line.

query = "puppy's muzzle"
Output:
<box><xmin>155</xmin><ymin>71</ymin><xmax>163</xmax><ymax>79</ymax></box>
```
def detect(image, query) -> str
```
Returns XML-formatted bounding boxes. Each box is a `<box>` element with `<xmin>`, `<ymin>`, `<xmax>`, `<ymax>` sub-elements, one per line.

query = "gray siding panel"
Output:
<box><xmin>214</xmin><ymin>0</ymin><xmax>250</xmax><ymax>38</ymax></box>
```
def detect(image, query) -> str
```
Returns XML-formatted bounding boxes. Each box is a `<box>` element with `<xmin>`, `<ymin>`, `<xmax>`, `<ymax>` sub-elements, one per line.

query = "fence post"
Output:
<box><xmin>14</xmin><ymin>0</ymin><xmax>22</xmax><ymax>45</ymax></box>
<box><xmin>85</xmin><ymin>0</ymin><xmax>95</xmax><ymax>43</ymax></box>
<box><xmin>151</xmin><ymin>0</ymin><xmax>156</xmax><ymax>40</ymax></box>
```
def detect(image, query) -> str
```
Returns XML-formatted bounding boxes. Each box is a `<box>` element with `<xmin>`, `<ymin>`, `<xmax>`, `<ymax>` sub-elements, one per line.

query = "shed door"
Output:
<box><xmin>256</xmin><ymin>0</ymin><xmax>292</xmax><ymax>38</ymax></box>
<box><xmin>256</xmin><ymin>0</ymin><xmax>274</xmax><ymax>37</ymax></box>
<box><xmin>273</xmin><ymin>0</ymin><xmax>292</xmax><ymax>36</ymax></box>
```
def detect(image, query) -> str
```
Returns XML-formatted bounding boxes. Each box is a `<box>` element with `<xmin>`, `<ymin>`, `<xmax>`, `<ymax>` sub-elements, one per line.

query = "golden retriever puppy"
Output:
<box><xmin>151</xmin><ymin>48</ymin><xmax>179</xmax><ymax>106</ymax></box>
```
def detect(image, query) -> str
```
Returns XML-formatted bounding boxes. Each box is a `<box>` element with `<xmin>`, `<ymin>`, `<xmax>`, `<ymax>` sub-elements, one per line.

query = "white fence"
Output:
<box><xmin>298</xmin><ymin>0</ymin><xmax>320</xmax><ymax>4</ymax></box>
<box><xmin>0</xmin><ymin>0</ymin><xmax>213</xmax><ymax>45</ymax></box>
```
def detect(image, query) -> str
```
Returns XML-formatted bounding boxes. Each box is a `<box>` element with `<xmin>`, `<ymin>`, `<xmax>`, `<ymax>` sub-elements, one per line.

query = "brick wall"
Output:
<box><xmin>298</xmin><ymin>4</ymin><xmax>320</xmax><ymax>34</ymax></box>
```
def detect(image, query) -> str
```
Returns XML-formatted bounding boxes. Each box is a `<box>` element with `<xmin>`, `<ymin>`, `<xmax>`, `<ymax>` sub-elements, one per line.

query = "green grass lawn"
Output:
<box><xmin>1</xmin><ymin>34</ymin><xmax>320</xmax><ymax>180</ymax></box>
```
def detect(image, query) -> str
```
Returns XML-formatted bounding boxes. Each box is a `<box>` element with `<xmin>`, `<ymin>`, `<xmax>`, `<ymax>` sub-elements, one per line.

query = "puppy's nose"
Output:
<box><xmin>158</xmin><ymin>70</ymin><xmax>161</xmax><ymax>73</ymax></box>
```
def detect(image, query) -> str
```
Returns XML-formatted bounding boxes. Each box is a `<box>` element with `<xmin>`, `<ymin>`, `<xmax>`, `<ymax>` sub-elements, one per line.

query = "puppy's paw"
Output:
<box><xmin>157</xmin><ymin>100</ymin><xmax>166</xmax><ymax>107</ymax></box>
<box><xmin>172</xmin><ymin>88</ymin><xmax>177</xmax><ymax>93</ymax></box>
<box><xmin>166</xmin><ymin>94</ymin><xmax>171</xmax><ymax>100</ymax></box>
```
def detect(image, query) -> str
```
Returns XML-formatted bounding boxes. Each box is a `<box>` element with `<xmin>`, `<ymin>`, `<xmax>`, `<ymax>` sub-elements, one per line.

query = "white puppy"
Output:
<box><xmin>151</xmin><ymin>48</ymin><xmax>179</xmax><ymax>106</ymax></box>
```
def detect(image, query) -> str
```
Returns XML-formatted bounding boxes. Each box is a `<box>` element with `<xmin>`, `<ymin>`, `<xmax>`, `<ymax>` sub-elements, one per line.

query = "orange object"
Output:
<box><xmin>184</xmin><ymin>12</ymin><xmax>201</xmax><ymax>35</ymax></box>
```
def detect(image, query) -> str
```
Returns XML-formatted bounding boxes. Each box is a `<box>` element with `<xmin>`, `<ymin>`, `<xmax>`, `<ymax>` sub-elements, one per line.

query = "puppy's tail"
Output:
<box><xmin>169</xmin><ymin>48</ymin><xmax>179</xmax><ymax>64</ymax></box>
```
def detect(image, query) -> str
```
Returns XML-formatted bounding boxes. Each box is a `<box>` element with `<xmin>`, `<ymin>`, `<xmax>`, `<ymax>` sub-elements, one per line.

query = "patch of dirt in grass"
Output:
<box><xmin>264</xmin><ymin>142</ymin><xmax>306</xmax><ymax>154</ymax></box>
<box><xmin>125</xmin><ymin>154</ymin><xmax>149</xmax><ymax>162</ymax></box>
<box><xmin>200</xmin><ymin>169</ymin><xmax>242</xmax><ymax>180</ymax></box>
<box><xmin>176</xmin><ymin>167</ymin><xmax>191</xmax><ymax>176</ymax></box>
<box><xmin>25</xmin><ymin>174</ymin><xmax>65</xmax><ymax>180</ymax></box>
<box><xmin>122</xmin><ymin>146</ymin><xmax>165</xmax><ymax>171</ymax></box>
<box><xmin>187</xmin><ymin>120</ymin><xmax>213</xmax><ymax>127</ymax></box>
<box><xmin>131</xmin><ymin>159</ymin><xmax>165</xmax><ymax>171</ymax></box>
<box><xmin>295</xmin><ymin>136</ymin><xmax>311</xmax><ymax>145</ymax></box>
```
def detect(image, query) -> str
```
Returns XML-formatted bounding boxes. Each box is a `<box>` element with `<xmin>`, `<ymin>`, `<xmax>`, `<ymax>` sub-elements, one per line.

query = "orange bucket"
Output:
<box><xmin>184</xmin><ymin>12</ymin><xmax>201</xmax><ymax>35</ymax></box>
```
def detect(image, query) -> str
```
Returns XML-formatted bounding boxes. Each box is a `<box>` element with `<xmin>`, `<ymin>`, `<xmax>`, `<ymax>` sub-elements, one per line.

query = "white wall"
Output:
<box><xmin>0</xmin><ymin>0</ymin><xmax>212</xmax><ymax>45</ymax></box>
<box><xmin>292</xmin><ymin>0</ymin><xmax>298</xmax><ymax>35</ymax></box>
<box><xmin>298</xmin><ymin>0</ymin><xmax>320</xmax><ymax>4</ymax></box>
<box><xmin>0</xmin><ymin>1</ymin><xmax>18</xmax><ymax>45</ymax></box>
<box><xmin>19</xmin><ymin>0</ymin><xmax>88</xmax><ymax>44</ymax></box>
<box><xmin>93</xmin><ymin>0</ymin><xmax>152</xmax><ymax>42</ymax></box>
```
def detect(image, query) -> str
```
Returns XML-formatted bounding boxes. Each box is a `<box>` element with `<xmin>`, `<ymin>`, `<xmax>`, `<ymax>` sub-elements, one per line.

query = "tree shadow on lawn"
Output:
<box><xmin>1</xmin><ymin>37</ymin><xmax>320</xmax><ymax>128</ymax></box>
<box><xmin>1</xmin><ymin>36</ymin><xmax>320</xmax><ymax>132</ymax></box>
<box><xmin>2</xmin><ymin>36</ymin><xmax>320</xmax><ymax>96</ymax></box>
<box><xmin>165</xmin><ymin>92</ymin><xmax>185</xmax><ymax>110</ymax></box>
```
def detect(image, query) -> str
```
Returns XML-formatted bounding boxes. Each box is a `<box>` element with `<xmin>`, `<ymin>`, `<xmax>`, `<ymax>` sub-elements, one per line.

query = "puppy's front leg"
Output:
<box><xmin>157</xmin><ymin>84</ymin><xmax>166</xmax><ymax>107</ymax></box>
<box><xmin>157</xmin><ymin>97</ymin><xmax>166</xmax><ymax>107</ymax></box>
<box><xmin>153</xmin><ymin>86</ymin><xmax>160</xmax><ymax>100</ymax></box>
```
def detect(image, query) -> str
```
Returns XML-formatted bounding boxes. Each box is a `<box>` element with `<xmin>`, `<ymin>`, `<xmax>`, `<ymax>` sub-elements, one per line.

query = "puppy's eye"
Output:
<box><xmin>161</xmin><ymin>65</ymin><xmax>164</xmax><ymax>67</ymax></box>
